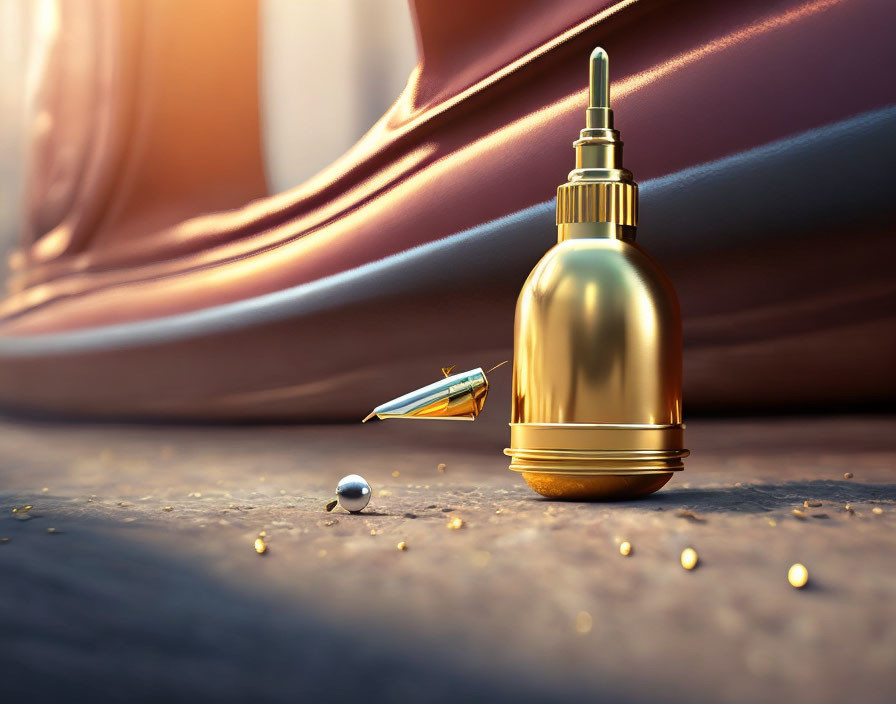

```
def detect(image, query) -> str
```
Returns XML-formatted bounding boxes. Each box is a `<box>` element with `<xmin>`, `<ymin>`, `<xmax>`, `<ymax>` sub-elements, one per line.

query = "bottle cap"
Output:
<box><xmin>556</xmin><ymin>47</ymin><xmax>638</xmax><ymax>239</ymax></box>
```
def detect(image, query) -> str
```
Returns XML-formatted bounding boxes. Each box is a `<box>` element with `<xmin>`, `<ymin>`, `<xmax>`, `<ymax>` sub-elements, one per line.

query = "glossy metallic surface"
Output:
<box><xmin>506</xmin><ymin>47</ymin><xmax>686</xmax><ymax>500</ymax></box>
<box><xmin>336</xmin><ymin>474</ymin><xmax>371</xmax><ymax>513</ymax></box>
<box><xmin>363</xmin><ymin>368</ymin><xmax>489</xmax><ymax>422</ymax></box>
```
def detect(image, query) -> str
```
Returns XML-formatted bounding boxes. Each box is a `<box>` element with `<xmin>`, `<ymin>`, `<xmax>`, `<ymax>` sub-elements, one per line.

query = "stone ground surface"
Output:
<box><xmin>0</xmin><ymin>415</ymin><xmax>894</xmax><ymax>703</ymax></box>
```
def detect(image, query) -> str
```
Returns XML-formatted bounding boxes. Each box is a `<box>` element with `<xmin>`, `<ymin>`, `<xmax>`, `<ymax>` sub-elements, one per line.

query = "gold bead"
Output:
<box><xmin>843</xmin><ymin>472</ymin><xmax>853</xmax><ymax>479</ymax></box>
<box><xmin>254</xmin><ymin>538</ymin><xmax>267</xmax><ymax>554</ymax></box>
<box><xmin>681</xmin><ymin>547</ymin><xmax>698</xmax><ymax>570</ymax></box>
<box><xmin>619</xmin><ymin>541</ymin><xmax>632</xmax><ymax>556</ymax></box>
<box><xmin>575</xmin><ymin>611</ymin><xmax>593</xmax><ymax>634</ymax></box>
<box><xmin>446</xmin><ymin>517</ymin><xmax>465</xmax><ymax>530</ymax></box>
<box><xmin>788</xmin><ymin>563</ymin><xmax>808</xmax><ymax>588</ymax></box>
<box><xmin>872</xmin><ymin>507</ymin><xmax>883</xmax><ymax>515</ymax></box>
<box><xmin>396</xmin><ymin>541</ymin><xmax>408</xmax><ymax>551</ymax></box>
<box><xmin>437</xmin><ymin>463</ymin><xmax>447</xmax><ymax>472</ymax></box>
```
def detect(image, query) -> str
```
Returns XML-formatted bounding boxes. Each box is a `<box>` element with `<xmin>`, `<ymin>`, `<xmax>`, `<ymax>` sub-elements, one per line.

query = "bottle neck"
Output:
<box><xmin>554</xmin><ymin>122</ymin><xmax>638</xmax><ymax>242</ymax></box>
<box><xmin>558</xmin><ymin>222</ymin><xmax>636</xmax><ymax>242</ymax></box>
<box><xmin>574</xmin><ymin>126</ymin><xmax>624</xmax><ymax>169</ymax></box>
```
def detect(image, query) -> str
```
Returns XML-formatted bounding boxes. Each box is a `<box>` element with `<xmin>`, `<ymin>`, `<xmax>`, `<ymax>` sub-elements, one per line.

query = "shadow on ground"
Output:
<box><xmin>629</xmin><ymin>481</ymin><xmax>896</xmax><ymax>513</ymax></box>
<box><xmin>0</xmin><ymin>509</ymin><xmax>653</xmax><ymax>704</ymax></box>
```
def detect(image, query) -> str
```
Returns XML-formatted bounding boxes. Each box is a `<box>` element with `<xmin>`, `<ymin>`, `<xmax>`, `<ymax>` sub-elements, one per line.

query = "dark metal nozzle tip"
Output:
<box><xmin>589</xmin><ymin>46</ymin><xmax>610</xmax><ymax>110</ymax></box>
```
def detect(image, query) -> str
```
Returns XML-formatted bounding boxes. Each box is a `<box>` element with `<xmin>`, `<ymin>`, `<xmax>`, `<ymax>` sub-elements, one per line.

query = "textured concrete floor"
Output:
<box><xmin>0</xmin><ymin>415</ymin><xmax>894</xmax><ymax>703</ymax></box>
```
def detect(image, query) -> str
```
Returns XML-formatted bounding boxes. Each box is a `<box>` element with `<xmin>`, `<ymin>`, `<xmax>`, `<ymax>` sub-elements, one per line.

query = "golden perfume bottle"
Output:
<box><xmin>505</xmin><ymin>47</ymin><xmax>688</xmax><ymax>500</ymax></box>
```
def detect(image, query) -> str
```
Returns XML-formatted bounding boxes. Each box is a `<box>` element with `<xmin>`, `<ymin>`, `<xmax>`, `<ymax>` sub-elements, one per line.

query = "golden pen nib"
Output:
<box><xmin>505</xmin><ymin>47</ymin><xmax>687</xmax><ymax>500</ymax></box>
<box><xmin>362</xmin><ymin>362</ymin><xmax>507</xmax><ymax>423</ymax></box>
<box><xmin>362</xmin><ymin>368</ymin><xmax>486</xmax><ymax>422</ymax></box>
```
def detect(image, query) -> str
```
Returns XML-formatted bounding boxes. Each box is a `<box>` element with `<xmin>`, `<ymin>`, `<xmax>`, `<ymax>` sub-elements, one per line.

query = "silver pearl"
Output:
<box><xmin>336</xmin><ymin>474</ymin><xmax>371</xmax><ymax>513</ymax></box>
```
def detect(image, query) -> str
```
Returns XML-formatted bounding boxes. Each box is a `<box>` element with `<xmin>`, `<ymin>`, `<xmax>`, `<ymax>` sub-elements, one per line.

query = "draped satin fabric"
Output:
<box><xmin>0</xmin><ymin>0</ymin><xmax>893</xmax><ymax>420</ymax></box>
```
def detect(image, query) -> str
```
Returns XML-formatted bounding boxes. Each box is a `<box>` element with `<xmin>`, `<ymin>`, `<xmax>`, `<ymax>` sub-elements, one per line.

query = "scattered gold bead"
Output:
<box><xmin>46</xmin><ymin>527</ymin><xmax>56</xmax><ymax>534</ymax></box>
<box><xmin>804</xmin><ymin>500</ymin><xmax>822</xmax><ymax>508</ymax></box>
<box><xmin>41</xmin><ymin>487</ymin><xmax>49</xmax><ymax>493</ymax></box>
<box><xmin>619</xmin><ymin>541</ymin><xmax>632</xmax><ymax>556</ymax></box>
<box><xmin>767</xmin><ymin>519</ymin><xmax>777</xmax><ymax>527</ymax></box>
<box><xmin>396</xmin><ymin>541</ymin><xmax>408</xmax><ymax>551</ymax></box>
<box><xmin>843</xmin><ymin>472</ymin><xmax>854</xmax><ymax>479</ymax></box>
<box><xmin>437</xmin><ymin>463</ymin><xmax>447</xmax><ymax>472</ymax></box>
<box><xmin>258</xmin><ymin>530</ymin><xmax>267</xmax><ymax>537</ymax></box>
<box><xmin>391</xmin><ymin>470</ymin><xmax>400</xmax><ymax>478</ymax></box>
<box><xmin>370</xmin><ymin>529</ymin><xmax>377</xmax><ymax>536</ymax></box>
<box><xmin>446</xmin><ymin>517</ymin><xmax>465</xmax><ymax>530</ymax></box>
<box><xmin>845</xmin><ymin>504</ymin><xmax>855</xmax><ymax>516</ymax></box>
<box><xmin>377</xmin><ymin>489</ymin><xmax>392</xmax><ymax>497</ymax></box>
<box><xmin>254</xmin><ymin>538</ymin><xmax>267</xmax><ymax>554</ymax></box>
<box><xmin>162</xmin><ymin>506</ymin><xmax>173</xmax><ymax>512</ymax></box>
<box><xmin>681</xmin><ymin>547</ymin><xmax>699</xmax><ymax>570</ymax></box>
<box><xmin>575</xmin><ymin>611</ymin><xmax>593</xmax><ymax>635</ymax></box>
<box><xmin>788</xmin><ymin>563</ymin><xmax>809</xmax><ymax>588</ymax></box>
<box><xmin>791</xmin><ymin>509</ymin><xmax>806</xmax><ymax>519</ymax></box>
<box><xmin>872</xmin><ymin>507</ymin><xmax>883</xmax><ymax>515</ymax></box>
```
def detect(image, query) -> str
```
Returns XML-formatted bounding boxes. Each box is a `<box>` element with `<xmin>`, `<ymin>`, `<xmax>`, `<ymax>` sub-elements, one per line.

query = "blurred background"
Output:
<box><xmin>0</xmin><ymin>0</ymin><xmax>417</xmax><ymax>285</ymax></box>
<box><xmin>0</xmin><ymin>0</ymin><xmax>893</xmax><ymax>421</ymax></box>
